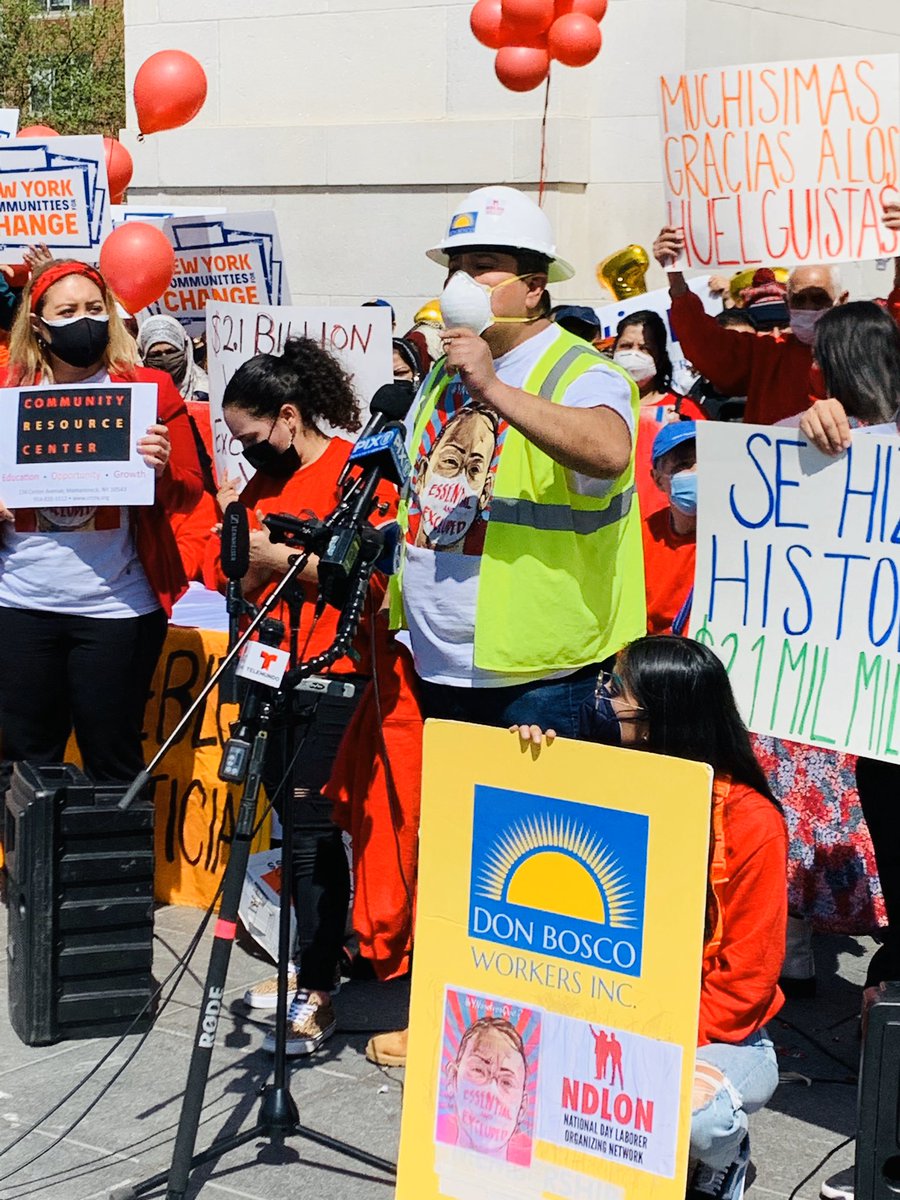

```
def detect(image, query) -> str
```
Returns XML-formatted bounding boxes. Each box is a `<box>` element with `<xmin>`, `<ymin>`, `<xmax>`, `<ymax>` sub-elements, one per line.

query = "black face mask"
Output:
<box><xmin>577</xmin><ymin>690</ymin><xmax>623</xmax><ymax>745</ymax></box>
<box><xmin>42</xmin><ymin>316</ymin><xmax>110</xmax><ymax>369</ymax></box>
<box><xmin>242</xmin><ymin>437</ymin><xmax>301</xmax><ymax>479</ymax></box>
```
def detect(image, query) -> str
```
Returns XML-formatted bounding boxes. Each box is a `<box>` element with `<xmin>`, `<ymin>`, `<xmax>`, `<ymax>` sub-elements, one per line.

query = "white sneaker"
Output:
<box><xmin>688</xmin><ymin>1136</ymin><xmax>750</xmax><ymax>1200</ymax></box>
<box><xmin>243</xmin><ymin>963</ymin><xmax>298</xmax><ymax>1010</ymax></box>
<box><xmin>820</xmin><ymin>1168</ymin><xmax>854</xmax><ymax>1200</ymax></box>
<box><xmin>263</xmin><ymin>990</ymin><xmax>336</xmax><ymax>1057</ymax></box>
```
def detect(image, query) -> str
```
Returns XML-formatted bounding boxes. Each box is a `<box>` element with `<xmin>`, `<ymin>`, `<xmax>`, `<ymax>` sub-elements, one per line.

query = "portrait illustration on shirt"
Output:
<box><xmin>408</xmin><ymin>384</ymin><xmax>505</xmax><ymax>556</ymax></box>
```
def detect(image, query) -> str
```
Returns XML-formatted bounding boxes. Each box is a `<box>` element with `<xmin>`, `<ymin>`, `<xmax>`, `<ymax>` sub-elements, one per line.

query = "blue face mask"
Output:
<box><xmin>670</xmin><ymin>470</ymin><xmax>697</xmax><ymax>515</ymax></box>
<box><xmin>578</xmin><ymin>690</ymin><xmax>622</xmax><ymax>746</ymax></box>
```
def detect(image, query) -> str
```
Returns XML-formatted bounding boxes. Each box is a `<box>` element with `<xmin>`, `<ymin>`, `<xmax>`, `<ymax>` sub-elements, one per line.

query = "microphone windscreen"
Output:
<box><xmin>221</xmin><ymin>501</ymin><xmax>250</xmax><ymax>580</ymax></box>
<box><xmin>369</xmin><ymin>380</ymin><xmax>415</xmax><ymax>422</ymax></box>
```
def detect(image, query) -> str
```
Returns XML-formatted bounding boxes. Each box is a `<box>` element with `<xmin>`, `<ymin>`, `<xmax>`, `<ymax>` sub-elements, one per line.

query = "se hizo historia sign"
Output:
<box><xmin>659</xmin><ymin>55</ymin><xmax>900</xmax><ymax>267</ymax></box>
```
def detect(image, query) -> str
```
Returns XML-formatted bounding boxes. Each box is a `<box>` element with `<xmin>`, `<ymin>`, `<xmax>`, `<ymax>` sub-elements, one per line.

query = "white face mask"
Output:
<box><xmin>613</xmin><ymin>348</ymin><xmax>657</xmax><ymax>385</ymax></box>
<box><xmin>789</xmin><ymin>307</ymin><xmax>828</xmax><ymax>346</ymax></box>
<box><xmin>419</xmin><ymin>470</ymin><xmax>480</xmax><ymax>546</ymax></box>
<box><xmin>439</xmin><ymin>271</ymin><xmax>493</xmax><ymax>334</ymax></box>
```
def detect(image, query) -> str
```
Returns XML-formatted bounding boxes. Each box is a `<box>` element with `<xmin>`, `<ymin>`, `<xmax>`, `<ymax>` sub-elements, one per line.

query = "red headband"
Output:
<box><xmin>30</xmin><ymin>262</ymin><xmax>107</xmax><ymax>314</ymax></box>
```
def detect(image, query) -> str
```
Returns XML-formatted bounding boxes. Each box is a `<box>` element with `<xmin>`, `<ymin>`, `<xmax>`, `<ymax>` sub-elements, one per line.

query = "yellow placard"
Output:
<box><xmin>397</xmin><ymin>721</ymin><xmax>713</xmax><ymax>1200</ymax></box>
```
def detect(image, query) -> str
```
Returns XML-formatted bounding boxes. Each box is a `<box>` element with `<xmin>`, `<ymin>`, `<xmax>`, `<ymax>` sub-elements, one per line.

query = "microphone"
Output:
<box><xmin>336</xmin><ymin>380</ymin><xmax>416</xmax><ymax>488</ymax></box>
<box><xmin>318</xmin><ymin>424</ymin><xmax>411</xmax><ymax>608</ymax></box>
<box><xmin>221</xmin><ymin>502</ymin><xmax>250</xmax><ymax>704</ymax></box>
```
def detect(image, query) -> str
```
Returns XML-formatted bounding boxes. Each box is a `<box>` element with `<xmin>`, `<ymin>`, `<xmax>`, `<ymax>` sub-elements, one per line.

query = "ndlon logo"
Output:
<box><xmin>468</xmin><ymin>786</ymin><xmax>649</xmax><ymax>978</ymax></box>
<box><xmin>197</xmin><ymin>986</ymin><xmax>225</xmax><ymax>1049</ymax></box>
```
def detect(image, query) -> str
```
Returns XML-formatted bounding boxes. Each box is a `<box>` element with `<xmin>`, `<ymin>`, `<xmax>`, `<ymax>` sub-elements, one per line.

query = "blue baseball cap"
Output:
<box><xmin>652</xmin><ymin>420</ymin><xmax>697</xmax><ymax>465</ymax></box>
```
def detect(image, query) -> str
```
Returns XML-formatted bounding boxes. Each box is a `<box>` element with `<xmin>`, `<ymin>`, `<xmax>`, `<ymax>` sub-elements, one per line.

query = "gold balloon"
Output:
<box><xmin>414</xmin><ymin>298</ymin><xmax>443</xmax><ymax>327</ymax></box>
<box><xmin>729</xmin><ymin>267</ymin><xmax>789</xmax><ymax>303</ymax></box>
<box><xmin>596</xmin><ymin>245</ymin><xmax>650</xmax><ymax>300</ymax></box>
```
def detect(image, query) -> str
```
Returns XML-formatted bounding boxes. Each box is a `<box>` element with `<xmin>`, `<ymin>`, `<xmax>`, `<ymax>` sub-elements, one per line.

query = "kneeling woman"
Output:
<box><xmin>523</xmin><ymin>635</ymin><xmax>787</xmax><ymax>1192</ymax></box>
<box><xmin>206</xmin><ymin>337</ymin><xmax>396</xmax><ymax>1057</ymax></box>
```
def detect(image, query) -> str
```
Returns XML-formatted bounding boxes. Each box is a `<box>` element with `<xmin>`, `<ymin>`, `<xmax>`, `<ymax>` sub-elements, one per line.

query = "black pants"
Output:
<box><xmin>856</xmin><ymin>757</ymin><xmax>900</xmax><ymax>987</ymax></box>
<box><xmin>0</xmin><ymin>606</ymin><xmax>168</xmax><ymax>785</ymax></box>
<box><xmin>263</xmin><ymin>676</ymin><xmax>364</xmax><ymax>994</ymax></box>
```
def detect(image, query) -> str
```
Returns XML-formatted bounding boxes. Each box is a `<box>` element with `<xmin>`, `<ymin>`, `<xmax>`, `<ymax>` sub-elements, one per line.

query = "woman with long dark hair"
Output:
<box><xmin>0</xmin><ymin>258</ymin><xmax>203</xmax><ymax>789</ymax></box>
<box><xmin>205</xmin><ymin>336</ymin><xmax>396</xmax><ymax>1058</ymax></box>
<box><xmin>518</xmin><ymin>636</ymin><xmax>787</xmax><ymax>1198</ymax></box>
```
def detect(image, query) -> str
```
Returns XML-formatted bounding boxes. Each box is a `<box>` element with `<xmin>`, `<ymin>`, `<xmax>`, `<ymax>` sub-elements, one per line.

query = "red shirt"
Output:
<box><xmin>635</xmin><ymin>394</ymin><xmax>707</xmax><ymax>519</ymax></box>
<box><xmin>203</xmin><ymin>437</ymin><xmax>397</xmax><ymax>668</ymax></box>
<box><xmin>670</xmin><ymin>289</ymin><xmax>814</xmax><ymax>425</ymax></box>
<box><xmin>641</xmin><ymin>505</ymin><xmax>696</xmax><ymax>634</ymax></box>
<box><xmin>699</xmin><ymin>780</ymin><xmax>788</xmax><ymax>1046</ymax></box>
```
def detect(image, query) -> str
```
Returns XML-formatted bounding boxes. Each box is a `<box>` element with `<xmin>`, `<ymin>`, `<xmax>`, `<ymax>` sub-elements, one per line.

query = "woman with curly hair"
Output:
<box><xmin>205</xmin><ymin>336</ymin><xmax>396</xmax><ymax>1058</ymax></box>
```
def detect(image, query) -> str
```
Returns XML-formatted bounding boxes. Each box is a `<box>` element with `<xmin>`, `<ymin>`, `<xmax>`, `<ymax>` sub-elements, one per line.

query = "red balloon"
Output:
<box><xmin>554</xmin><ymin>0</ymin><xmax>607</xmax><ymax>19</ymax></box>
<box><xmin>548</xmin><ymin>12</ymin><xmax>602</xmax><ymax>66</ymax></box>
<box><xmin>17</xmin><ymin>124</ymin><xmax>59</xmax><ymax>138</ymax></box>
<box><xmin>495</xmin><ymin>45</ymin><xmax>550</xmax><ymax>92</ymax></box>
<box><xmin>471</xmin><ymin>0</ymin><xmax>510</xmax><ymax>49</ymax></box>
<box><xmin>99</xmin><ymin>222</ymin><xmax>175</xmax><ymax>314</ymax></box>
<box><xmin>133</xmin><ymin>50</ymin><xmax>207</xmax><ymax>136</ymax></box>
<box><xmin>502</xmin><ymin>0</ymin><xmax>554</xmax><ymax>35</ymax></box>
<box><xmin>103</xmin><ymin>138</ymin><xmax>134</xmax><ymax>206</ymax></box>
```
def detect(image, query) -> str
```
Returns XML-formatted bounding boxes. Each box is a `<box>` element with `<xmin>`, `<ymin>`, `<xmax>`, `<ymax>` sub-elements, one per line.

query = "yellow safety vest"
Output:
<box><xmin>390</xmin><ymin>327</ymin><xmax>646</xmax><ymax>676</ymax></box>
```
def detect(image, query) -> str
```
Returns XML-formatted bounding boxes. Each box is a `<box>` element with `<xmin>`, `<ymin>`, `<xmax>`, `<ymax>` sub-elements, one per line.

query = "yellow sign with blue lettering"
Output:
<box><xmin>397</xmin><ymin>721</ymin><xmax>713</xmax><ymax>1200</ymax></box>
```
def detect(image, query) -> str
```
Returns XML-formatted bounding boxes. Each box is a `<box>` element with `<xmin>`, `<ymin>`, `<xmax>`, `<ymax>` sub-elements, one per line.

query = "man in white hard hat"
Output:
<box><xmin>390</xmin><ymin>185</ymin><xmax>645</xmax><ymax>730</ymax></box>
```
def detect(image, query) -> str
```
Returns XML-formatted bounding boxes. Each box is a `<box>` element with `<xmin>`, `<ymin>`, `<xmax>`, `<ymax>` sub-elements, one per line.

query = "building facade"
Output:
<box><xmin>123</xmin><ymin>0</ymin><xmax>900</xmax><ymax>327</ymax></box>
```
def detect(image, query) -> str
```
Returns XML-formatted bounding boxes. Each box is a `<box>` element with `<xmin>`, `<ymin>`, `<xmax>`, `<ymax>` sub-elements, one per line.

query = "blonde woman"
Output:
<box><xmin>0</xmin><ymin>259</ymin><xmax>203</xmax><ymax>787</ymax></box>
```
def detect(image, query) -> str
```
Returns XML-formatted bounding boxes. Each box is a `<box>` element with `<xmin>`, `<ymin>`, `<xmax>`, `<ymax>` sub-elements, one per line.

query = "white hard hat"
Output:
<box><xmin>427</xmin><ymin>186</ymin><xmax>574</xmax><ymax>283</ymax></box>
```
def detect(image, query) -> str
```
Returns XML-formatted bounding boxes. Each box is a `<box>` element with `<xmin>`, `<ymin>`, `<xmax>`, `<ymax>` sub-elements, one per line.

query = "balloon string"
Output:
<box><xmin>538</xmin><ymin>72</ymin><xmax>551</xmax><ymax>207</ymax></box>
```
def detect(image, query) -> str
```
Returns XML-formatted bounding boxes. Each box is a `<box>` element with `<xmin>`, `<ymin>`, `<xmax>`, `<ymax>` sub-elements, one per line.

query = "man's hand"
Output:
<box><xmin>441</xmin><ymin>327</ymin><xmax>498</xmax><ymax>402</ymax></box>
<box><xmin>653</xmin><ymin>226</ymin><xmax>685</xmax><ymax>269</ymax></box>
<box><xmin>799</xmin><ymin>398</ymin><xmax>852</xmax><ymax>456</ymax></box>
<box><xmin>23</xmin><ymin>243</ymin><xmax>52</xmax><ymax>275</ymax></box>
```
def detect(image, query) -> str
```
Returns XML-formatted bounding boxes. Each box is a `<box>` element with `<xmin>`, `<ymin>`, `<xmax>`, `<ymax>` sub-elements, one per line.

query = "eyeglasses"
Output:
<box><xmin>596</xmin><ymin>671</ymin><xmax>646</xmax><ymax>718</ymax></box>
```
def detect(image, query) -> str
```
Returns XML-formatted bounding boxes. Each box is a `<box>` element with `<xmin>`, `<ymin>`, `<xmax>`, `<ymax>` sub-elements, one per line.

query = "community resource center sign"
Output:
<box><xmin>694</xmin><ymin>423</ymin><xmax>900</xmax><ymax>763</ymax></box>
<box><xmin>397</xmin><ymin>722</ymin><xmax>712</xmax><ymax>1200</ymax></box>
<box><xmin>659</xmin><ymin>54</ymin><xmax>900</xmax><ymax>267</ymax></box>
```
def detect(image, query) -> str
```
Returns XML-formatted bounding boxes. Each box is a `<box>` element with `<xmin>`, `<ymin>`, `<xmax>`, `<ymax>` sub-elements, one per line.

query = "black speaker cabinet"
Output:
<box><xmin>857</xmin><ymin>981</ymin><xmax>900</xmax><ymax>1200</ymax></box>
<box><xmin>5</xmin><ymin>762</ymin><xmax>156</xmax><ymax>1046</ymax></box>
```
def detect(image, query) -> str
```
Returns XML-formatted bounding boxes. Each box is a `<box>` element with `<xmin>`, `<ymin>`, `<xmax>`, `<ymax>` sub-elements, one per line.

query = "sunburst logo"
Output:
<box><xmin>469</xmin><ymin>786</ymin><xmax>648</xmax><ymax>978</ymax></box>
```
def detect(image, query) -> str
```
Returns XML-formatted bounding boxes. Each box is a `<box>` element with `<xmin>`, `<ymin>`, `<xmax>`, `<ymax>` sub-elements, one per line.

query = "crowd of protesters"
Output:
<box><xmin>2</xmin><ymin>188</ymin><xmax>900</xmax><ymax>1199</ymax></box>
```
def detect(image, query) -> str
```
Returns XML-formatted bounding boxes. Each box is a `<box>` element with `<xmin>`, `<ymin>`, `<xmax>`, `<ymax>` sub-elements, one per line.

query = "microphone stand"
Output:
<box><xmin>112</xmin><ymin>526</ymin><xmax>397</xmax><ymax>1200</ymax></box>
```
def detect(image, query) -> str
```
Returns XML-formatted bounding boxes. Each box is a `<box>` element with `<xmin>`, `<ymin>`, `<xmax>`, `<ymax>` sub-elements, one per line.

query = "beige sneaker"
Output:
<box><xmin>365</xmin><ymin>1027</ymin><xmax>408</xmax><ymax>1067</ymax></box>
<box><xmin>264</xmin><ymin>991</ymin><xmax>336</xmax><ymax>1056</ymax></box>
<box><xmin>243</xmin><ymin>963</ymin><xmax>298</xmax><ymax>1010</ymax></box>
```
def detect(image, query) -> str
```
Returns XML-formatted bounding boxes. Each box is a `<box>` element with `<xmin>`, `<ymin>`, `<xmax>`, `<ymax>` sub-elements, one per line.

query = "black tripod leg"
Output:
<box><xmin>163</xmin><ymin>716</ymin><xmax>273</xmax><ymax>1200</ymax></box>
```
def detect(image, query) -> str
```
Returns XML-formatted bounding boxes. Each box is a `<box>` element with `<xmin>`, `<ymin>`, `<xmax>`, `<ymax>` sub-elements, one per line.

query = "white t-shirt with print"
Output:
<box><xmin>402</xmin><ymin>325</ymin><xmax>634</xmax><ymax>687</ymax></box>
<box><xmin>0</xmin><ymin>370</ymin><xmax>159</xmax><ymax>618</ymax></box>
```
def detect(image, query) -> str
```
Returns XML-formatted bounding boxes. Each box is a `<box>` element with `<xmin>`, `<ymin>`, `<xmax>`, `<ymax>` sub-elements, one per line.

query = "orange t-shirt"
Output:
<box><xmin>641</xmin><ymin>505</ymin><xmax>696</xmax><ymax>635</ymax></box>
<box><xmin>203</xmin><ymin>437</ymin><xmax>397</xmax><ymax>669</ymax></box>
<box><xmin>699</xmin><ymin>781</ymin><xmax>788</xmax><ymax>1046</ymax></box>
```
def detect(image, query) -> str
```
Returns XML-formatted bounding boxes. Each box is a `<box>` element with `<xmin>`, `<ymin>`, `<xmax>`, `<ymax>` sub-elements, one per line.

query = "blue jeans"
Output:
<box><xmin>418</xmin><ymin>662</ymin><xmax>602</xmax><ymax>739</ymax></box>
<box><xmin>691</xmin><ymin>1029</ymin><xmax>779</xmax><ymax>1168</ymax></box>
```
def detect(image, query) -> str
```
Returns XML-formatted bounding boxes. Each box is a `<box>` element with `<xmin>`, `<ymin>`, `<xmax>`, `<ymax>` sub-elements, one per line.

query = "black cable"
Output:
<box><xmin>776</xmin><ymin>1015</ymin><xmax>860</xmax><ymax>1074</ymax></box>
<box><xmin>787</xmin><ymin>1135</ymin><xmax>854</xmax><ymax>1200</ymax></box>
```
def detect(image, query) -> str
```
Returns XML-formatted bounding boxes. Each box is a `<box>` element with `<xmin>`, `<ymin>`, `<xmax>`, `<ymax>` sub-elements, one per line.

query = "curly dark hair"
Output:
<box><xmin>222</xmin><ymin>336</ymin><xmax>362</xmax><ymax>434</ymax></box>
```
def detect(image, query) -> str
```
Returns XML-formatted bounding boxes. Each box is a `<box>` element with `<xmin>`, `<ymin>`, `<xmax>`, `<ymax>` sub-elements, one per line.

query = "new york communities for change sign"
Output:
<box><xmin>694</xmin><ymin>423</ymin><xmax>900</xmax><ymax>764</ymax></box>
<box><xmin>659</xmin><ymin>54</ymin><xmax>900</xmax><ymax>267</ymax></box>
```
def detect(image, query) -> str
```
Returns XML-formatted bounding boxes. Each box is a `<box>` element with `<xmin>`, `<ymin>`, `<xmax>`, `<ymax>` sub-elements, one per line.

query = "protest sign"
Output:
<box><xmin>111</xmin><ymin>203</ymin><xmax>226</xmax><ymax>227</ymax></box>
<box><xmin>0</xmin><ymin>111</ymin><xmax>18</xmax><ymax>140</ymax></box>
<box><xmin>206</xmin><ymin>301</ymin><xmax>394</xmax><ymax>488</ymax></box>
<box><xmin>66</xmin><ymin>624</ymin><xmax>270</xmax><ymax>908</ymax></box>
<box><xmin>397</xmin><ymin>722</ymin><xmax>712</xmax><ymax>1200</ymax></box>
<box><xmin>0</xmin><ymin>135</ymin><xmax>111</xmax><ymax>260</ymax></box>
<box><xmin>143</xmin><ymin>211</ymin><xmax>289</xmax><ymax>334</ymax></box>
<box><xmin>659</xmin><ymin>55</ymin><xmax>900</xmax><ymax>268</ymax></box>
<box><xmin>595</xmin><ymin>277</ymin><xmax>717</xmax><ymax>393</ymax></box>
<box><xmin>0</xmin><ymin>383</ymin><xmax>157</xmax><ymax>508</ymax></box>
<box><xmin>694</xmin><ymin>422</ymin><xmax>900</xmax><ymax>763</ymax></box>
